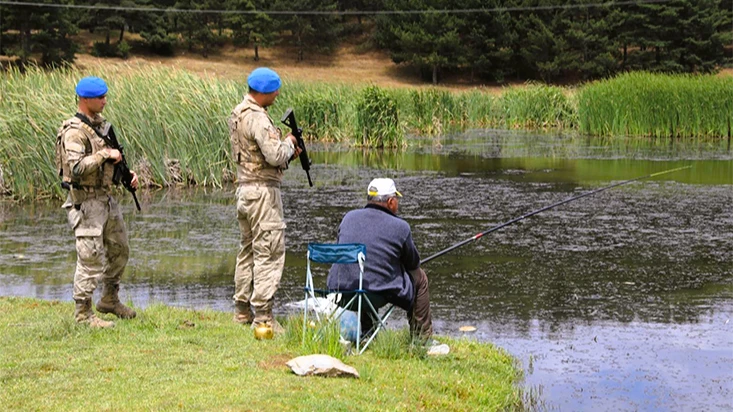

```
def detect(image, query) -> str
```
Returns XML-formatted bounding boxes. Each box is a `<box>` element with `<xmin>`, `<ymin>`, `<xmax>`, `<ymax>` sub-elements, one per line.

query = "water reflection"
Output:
<box><xmin>1</xmin><ymin>131</ymin><xmax>731</xmax><ymax>411</ymax></box>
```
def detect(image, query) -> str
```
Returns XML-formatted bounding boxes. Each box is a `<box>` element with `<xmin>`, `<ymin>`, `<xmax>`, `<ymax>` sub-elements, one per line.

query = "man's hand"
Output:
<box><xmin>287</xmin><ymin>134</ymin><xmax>303</xmax><ymax>157</ymax></box>
<box><xmin>130</xmin><ymin>171</ymin><xmax>139</xmax><ymax>190</ymax></box>
<box><xmin>105</xmin><ymin>148</ymin><xmax>122</xmax><ymax>164</ymax></box>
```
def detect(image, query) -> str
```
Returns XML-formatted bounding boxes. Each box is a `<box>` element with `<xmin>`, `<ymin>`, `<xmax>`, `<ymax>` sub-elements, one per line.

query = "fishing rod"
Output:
<box><xmin>421</xmin><ymin>165</ymin><xmax>691</xmax><ymax>264</ymax></box>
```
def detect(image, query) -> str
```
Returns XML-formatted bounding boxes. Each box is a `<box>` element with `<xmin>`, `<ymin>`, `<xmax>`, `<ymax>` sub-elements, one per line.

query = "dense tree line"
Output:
<box><xmin>0</xmin><ymin>0</ymin><xmax>730</xmax><ymax>83</ymax></box>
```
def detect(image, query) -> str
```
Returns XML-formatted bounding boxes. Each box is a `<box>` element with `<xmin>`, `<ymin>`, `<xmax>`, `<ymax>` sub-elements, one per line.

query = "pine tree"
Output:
<box><xmin>226</xmin><ymin>0</ymin><xmax>273</xmax><ymax>61</ymax></box>
<box><xmin>374</xmin><ymin>0</ymin><xmax>466</xmax><ymax>84</ymax></box>
<box><xmin>460</xmin><ymin>0</ymin><xmax>514</xmax><ymax>82</ymax></box>
<box><xmin>2</xmin><ymin>0</ymin><xmax>78</xmax><ymax>66</ymax></box>
<box><xmin>274</xmin><ymin>0</ymin><xmax>341</xmax><ymax>62</ymax></box>
<box><xmin>637</xmin><ymin>0</ymin><xmax>729</xmax><ymax>72</ymax></box>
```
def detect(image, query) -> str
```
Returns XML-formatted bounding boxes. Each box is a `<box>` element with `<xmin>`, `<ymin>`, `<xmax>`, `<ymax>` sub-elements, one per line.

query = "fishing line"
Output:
<box><xmin>421</xmin><ymin>165</ymin><xmax>692</xmax><ymax>264</ymax></box>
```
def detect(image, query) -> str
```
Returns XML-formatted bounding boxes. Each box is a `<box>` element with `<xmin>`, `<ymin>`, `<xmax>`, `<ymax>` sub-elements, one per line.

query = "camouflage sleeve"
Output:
<box><xmin>64</xmin><ymin>129</ymin><xmax>109</xmax><ymax>178</ymax></box>
<box><xmin>249</xmin><ymin>113</ymin><xmax>295</xmax><ymax>167</ymax></box>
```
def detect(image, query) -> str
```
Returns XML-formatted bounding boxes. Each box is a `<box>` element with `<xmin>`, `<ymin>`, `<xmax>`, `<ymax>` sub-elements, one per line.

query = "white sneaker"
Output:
<box><xmin>426</xmin><ymin>339</ymin><xmax>450</xmax><ymax>356</ymax></box>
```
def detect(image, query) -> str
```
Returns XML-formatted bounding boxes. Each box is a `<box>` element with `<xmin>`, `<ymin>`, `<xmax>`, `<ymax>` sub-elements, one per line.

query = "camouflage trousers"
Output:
<box><xmin>64</xmin><ymin>192</ymin><xmax>129</xmax><ymax>301</ymax></box>
<box><xmin>233</xmin><ymin>184</ymin><xmax>286</xmax><ymax>323</ymax></box>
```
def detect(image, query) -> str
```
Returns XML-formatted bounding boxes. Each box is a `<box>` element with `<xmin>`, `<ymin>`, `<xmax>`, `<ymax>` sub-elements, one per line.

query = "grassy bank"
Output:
<box><xmin>0</xmin><ymin>297</ymin><xmax>525</xmax><ymax>411</ymax></box>
<box><xmin>0</xmin><ymin>66</ymin><xmax>729</xmax><ymax>200</ymax></box>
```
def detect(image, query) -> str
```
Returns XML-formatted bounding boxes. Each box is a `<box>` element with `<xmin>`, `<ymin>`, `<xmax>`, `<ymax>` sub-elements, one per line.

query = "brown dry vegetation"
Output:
<box><xmin>74</xmin><ymin>45</ymin><xmax>514</xmax><ymax>94</ymax></box>
<box><xmin>62</xmin><ymin>29</ymin><xmax>514</xmax><ymax>92</ymax></box>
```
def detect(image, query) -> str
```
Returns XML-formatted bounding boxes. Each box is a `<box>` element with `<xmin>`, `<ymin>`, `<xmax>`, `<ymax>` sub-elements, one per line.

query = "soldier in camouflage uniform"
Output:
<box><xmin>56</xmin><ymin>77</ymin><xmax>138</xmax><ymax>328</ymax></box>
<box><xmin>228</xmin><ymin>68</ymin><xmax>301</xmax><ymax>331</ymax></box>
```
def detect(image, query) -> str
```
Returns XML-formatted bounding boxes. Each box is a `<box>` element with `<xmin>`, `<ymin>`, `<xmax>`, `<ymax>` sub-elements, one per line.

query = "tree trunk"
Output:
<box><xmin>297</xmin><ymin>34</ymin><xmax>303</xmax><ymax>62</ymax></box>
<box><xmin>118</xmin><ymin>25</ymin><xmax>125</xmax><ymax>43</ymax></box>
<box><xmin>254</xmin><ymin>44</ymin><xmax>259</xmax><ymax>61</ymax></box>
<box><xmin>432</xmin><ymin>65</ymin><xmax>438</xmax><ymax>85</ymax></box>
<box><xmin>0</xmin><ymin>7</ymin><xmax>4</xmax><ymax>57</ymax></box>
<box><xmin>105</xmin><ymin>30</ymin><xmax>110</xmax><ymax>46</ymax></box>
<box><xmin>20</xmin><ymin>25</ymin><xmax>31</xmax><ymax>67</ymax></box>
<box><xmin>622</xmin><ymin>44</ymin><xmax>627</xmax><ymax>69</ymax></box>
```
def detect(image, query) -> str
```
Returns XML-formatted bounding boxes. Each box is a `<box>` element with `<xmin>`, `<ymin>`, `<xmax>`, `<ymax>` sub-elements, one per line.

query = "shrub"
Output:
<box><xmin>91</xmin><ymin>41</ymin><xmax>118</xmax><ymax>58</ymax></box>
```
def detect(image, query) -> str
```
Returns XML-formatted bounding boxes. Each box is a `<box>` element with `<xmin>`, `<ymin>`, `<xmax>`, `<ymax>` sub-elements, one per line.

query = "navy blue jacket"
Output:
<box><xmin>327</xmin><ymin>204</ymin><xmax>420</xmax><ymax>310</ymax></box>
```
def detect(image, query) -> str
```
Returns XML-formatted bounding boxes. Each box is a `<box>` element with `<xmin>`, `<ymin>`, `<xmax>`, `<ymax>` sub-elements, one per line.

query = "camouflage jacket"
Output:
<box><xmin>57</xmin><ymin>114</ymin><xmax>114</xmax><ymax>190</ymax></box>
<box><xmin>228</xmin><ymin>95</ymin><xmax>295</xmax><ymax>186</ymax></box>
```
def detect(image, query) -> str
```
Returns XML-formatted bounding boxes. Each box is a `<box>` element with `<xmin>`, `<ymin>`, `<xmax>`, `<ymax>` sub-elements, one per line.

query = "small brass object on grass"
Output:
<box><xmin>254</xmin><ymin>324</ymin><xmax>274</xmax><ymax>340</ymax></box>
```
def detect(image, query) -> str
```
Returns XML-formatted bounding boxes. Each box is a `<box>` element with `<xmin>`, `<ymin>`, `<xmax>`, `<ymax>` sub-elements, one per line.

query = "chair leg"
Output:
<box><xmin>352</xmin><ymin>292</ymin><xmax>396</xmax><ymax>355</ymax></box>
<box><xmin>359</xmin><ymin>305</ymin><xmax>394</xmax><ymax>354</ymax></box>
<box><xmin>302</xmin><ymin>291</ymin><xmax>308</xmax><ymax>345</ymax></box>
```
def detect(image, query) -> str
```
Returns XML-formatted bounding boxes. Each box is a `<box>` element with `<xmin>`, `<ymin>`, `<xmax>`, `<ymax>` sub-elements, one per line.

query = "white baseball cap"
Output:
<box><xmin>367</xmin><ymin>178</ymin><xmax>402</xmax><ymax>197</ymax></box>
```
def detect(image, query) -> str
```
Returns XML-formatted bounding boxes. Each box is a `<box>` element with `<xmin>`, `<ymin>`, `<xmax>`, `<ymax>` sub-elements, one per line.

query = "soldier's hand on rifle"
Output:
<box><xmin>130</xmin><ymin>171</ymin><xmax>139</xmax><ymax>190</ymax></box>
<box><xmin>105</xmin><ymin>148</ymin><xmax>123</xmax><ymax>164</ymax></box>
<box><xmin>287</xmin><ymin>134</ymin><xmax>303</xmax><ymax>158</ymax></box>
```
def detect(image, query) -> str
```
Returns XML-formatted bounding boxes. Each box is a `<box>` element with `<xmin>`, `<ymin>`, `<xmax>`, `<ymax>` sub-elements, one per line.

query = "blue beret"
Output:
<box><xmin>75</xmin><ymin>76</ymin><xmax>108</xmax><ymax>98</ymax></box>
<box><xmin>247</xmin><ymin>68</ymin><xmax>281</xmax><ymax>94</ymax></box>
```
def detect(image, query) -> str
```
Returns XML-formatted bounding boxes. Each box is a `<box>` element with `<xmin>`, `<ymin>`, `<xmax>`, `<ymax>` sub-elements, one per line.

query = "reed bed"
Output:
<box><xmin>406</xmin><ymin>88</ymin><xmax>467</xmax><ymax>135</ymax></box>
<box><xmin>494</xmin><ymin>83</ymin><xmax>577</xmax><ymax>129</ymax></box>
<box><xmin>577</xmin><ymin>72</ymin><xmax>733</xmax><ymax>138</ymax></box>
<box><xmin>353</xmin><ymin>85</ymin><xmax>403</xmax><ymax>148</ymax></box>
<box><xmin>0</xmin><ymin>66</ymin><xmax>729</xmax><ymax>200</ymax></box>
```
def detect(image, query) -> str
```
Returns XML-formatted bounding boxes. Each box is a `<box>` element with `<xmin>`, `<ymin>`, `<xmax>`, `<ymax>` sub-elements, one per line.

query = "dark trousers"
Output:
<box><xmin>406</xmin><ymin>267</ymin><xmax>433</xmax><ymax>339</ymax></box>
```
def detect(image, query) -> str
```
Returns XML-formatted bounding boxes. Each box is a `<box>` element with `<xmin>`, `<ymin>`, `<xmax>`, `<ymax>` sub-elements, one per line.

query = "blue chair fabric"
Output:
<box><xmin>308</xmin><ymin>243</ymin><xmax>366</xmax><ymax>264</ymax></box>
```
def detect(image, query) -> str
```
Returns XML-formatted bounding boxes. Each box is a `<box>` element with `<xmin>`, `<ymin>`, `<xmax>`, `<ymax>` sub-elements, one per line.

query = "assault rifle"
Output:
<box><xmin>74</xmin><ymin>114</ymin><xmax>141</xmax><ymax>211</ymax></box>
<box><xmin>280</xmin><ymin>108</ymin><xmax>313</xmax><ymax>187</ymax></box>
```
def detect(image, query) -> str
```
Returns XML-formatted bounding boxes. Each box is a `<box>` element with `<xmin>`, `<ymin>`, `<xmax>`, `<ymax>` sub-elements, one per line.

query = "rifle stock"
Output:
<box><xmin>280</xmin><ymin>108</ymin><xmax>313</xmax><ymax>187</ymax></box>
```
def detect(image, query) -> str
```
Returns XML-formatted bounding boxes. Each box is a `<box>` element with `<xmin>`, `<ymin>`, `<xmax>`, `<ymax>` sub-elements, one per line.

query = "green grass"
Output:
<box><xmin>0</xmin><ymin>297</ymin><xmax>526</xmax><ymax>411</ymax></box>
<box><xmin>1</xmin><ymin>66</ymin><xmax>729</xmax><ymax>201</ymax></box>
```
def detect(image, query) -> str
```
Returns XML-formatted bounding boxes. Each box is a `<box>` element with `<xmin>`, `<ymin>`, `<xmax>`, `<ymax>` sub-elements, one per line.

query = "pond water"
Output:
<box><xmin>1</xmin><ymin>131</ymin><xmax>731</xmax><ymax>411</ymax></box>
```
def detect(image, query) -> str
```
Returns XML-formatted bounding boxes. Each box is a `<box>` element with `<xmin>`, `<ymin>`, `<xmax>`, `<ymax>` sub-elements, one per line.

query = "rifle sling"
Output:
<box><xmin>74</xmin><ymin>113</ymin><xmax>119</xmax><ymax>150</ymax></box>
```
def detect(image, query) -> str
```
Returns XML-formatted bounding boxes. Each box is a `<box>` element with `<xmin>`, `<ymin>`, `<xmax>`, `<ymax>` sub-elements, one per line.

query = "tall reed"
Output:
<box><xmin>281</xmin><ymin>84</ymin><xmax>347</xmax><ymax>141</ymax></box>
<box><xmin>407</xmin><ymin>88</ymin><xmax>467</xmax><ymax>135</ymax></box>
<box><xmin>353</xmin><ymin>85</ymin><xmax>403</xmax><ymax>148</ymax></box>
<box><xmin>494</xmin><ymin>83</ymin><xmax>577</xmax><ymax>129</ymax></box>
<box><xmin>1</xmin><ymin>66</ymin><xmax>729</xmax><ymax>201</ymax></box>
<box><xmin>577</xmin><ymin>72</ymin><xmax>733</xmax><ymax>138</ymax></box>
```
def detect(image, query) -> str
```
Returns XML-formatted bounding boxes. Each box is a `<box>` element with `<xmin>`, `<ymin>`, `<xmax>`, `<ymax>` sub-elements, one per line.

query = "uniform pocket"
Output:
<box><xmin>255</xmin><ymin>221</ymin><xmax>286</xmax><ymax>256</ymax></box>
<box><xmin>244</xmin><ymin>190</ymin><xmax>262</xmax><ymax>201</ymax></box>
<box><xmin>67</xmin><ymin>208</ymin><xmax>82</xmax><ymax>230</ymax></box>
<box><xmin>73</xmin><ymin>198</ymin><xmax>106</xmax><ymax>238</ymax></box>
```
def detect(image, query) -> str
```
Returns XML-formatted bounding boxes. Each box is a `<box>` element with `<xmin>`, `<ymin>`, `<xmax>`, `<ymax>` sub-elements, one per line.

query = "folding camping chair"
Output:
<box><xmin>303</xmin><ymin>243</ymin><xmax>395</xmax><ymax>354</ymax></box>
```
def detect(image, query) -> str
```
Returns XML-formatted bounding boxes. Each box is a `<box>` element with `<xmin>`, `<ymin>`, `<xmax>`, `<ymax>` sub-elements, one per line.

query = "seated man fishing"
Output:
<box><xmin>327</xmin><ymin>178</ymin><xmax>443</xmax><ymax>349</ymax></box>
